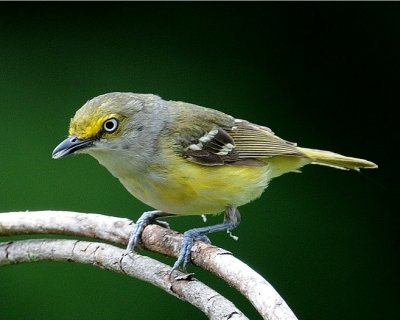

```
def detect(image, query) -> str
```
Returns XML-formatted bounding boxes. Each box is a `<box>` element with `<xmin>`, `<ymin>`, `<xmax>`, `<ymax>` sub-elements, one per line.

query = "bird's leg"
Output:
<box><xmin>125</xmin><ymin>210</ymin><xmax>171</xmax><ymax>253</ymax></box>
<box><xmin>170</xmin><ymin>206</ymin><xmax>241</xmax><ymax>275</ymax></box>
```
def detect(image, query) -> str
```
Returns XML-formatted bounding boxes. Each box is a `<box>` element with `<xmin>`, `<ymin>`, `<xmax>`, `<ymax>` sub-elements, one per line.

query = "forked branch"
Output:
<box><xmin>0</xmin><ymin>211</ymin><xmax>298</xmax><ymax>320</ymax></box>
<box><xmin>0</xmin><ymin>239</ymin><xmax>247</xmax><ymax>320</ymax></box>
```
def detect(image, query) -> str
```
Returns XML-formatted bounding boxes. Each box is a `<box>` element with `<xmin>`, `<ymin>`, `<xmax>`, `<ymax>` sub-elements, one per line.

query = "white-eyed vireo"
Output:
<box><xmin>52</xmin><ymin>92</ymin><xmax>377</xmax><ymax>273</ymax></box>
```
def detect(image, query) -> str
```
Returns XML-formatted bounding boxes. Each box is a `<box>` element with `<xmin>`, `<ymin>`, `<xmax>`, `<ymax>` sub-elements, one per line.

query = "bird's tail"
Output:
<box><xmin>298</xmin><ymin>147</ymin><xmax>378</xmax><ymax>171</ymax></box>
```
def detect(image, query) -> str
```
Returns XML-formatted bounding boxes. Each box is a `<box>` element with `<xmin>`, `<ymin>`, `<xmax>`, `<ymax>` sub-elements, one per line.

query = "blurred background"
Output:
<box><xmin>0</xmin><ymin>3</ymin><xmax>397</xmax><ymax>320</ymax></box>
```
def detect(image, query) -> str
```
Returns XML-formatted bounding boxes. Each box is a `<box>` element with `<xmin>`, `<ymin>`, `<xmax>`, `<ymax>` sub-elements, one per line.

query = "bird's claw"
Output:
<box><xmin>126</xmin><ymin>210</ymin><xmax>168</xmax><ymax>253</ymax></box>
<box><xmin>194</xmin><ymin>234</ymin><xmax>211</xmax><ymax>244</ymax></box>
<box><xmin>154</xmin><ymin>220</ymin><xmax>170</xmax><ymax>229</ymax></box>
<box><xmin>170</xmin><ymin>231</ymin><xmax>210</xmax><ymax>278</ymax></box>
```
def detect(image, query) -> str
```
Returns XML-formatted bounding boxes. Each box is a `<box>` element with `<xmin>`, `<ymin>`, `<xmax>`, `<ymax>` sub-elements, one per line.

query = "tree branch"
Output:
<box><xmin>0</xmin><ymin>211</ymin><xmax>298</xmax><ymax>320</ymax></box>
<box><xmin>0</xmin><ymin>239</ymin><xmax>248</xmax><ymax>320</ymax></box>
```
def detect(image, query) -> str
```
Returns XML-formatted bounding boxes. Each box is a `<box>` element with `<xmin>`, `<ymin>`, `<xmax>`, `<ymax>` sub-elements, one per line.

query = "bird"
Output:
<box><xmin>52</xmin><ymin>92</ymin><xmax>377</xmax><ymax>274</ymax></box>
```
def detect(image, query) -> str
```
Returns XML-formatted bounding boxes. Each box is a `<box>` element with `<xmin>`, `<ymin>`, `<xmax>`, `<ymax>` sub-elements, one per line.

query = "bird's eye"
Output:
<box><xmin>103</xmin><ymin>118</ymin><xmax>119</xmax><ymax>133</ymax></box>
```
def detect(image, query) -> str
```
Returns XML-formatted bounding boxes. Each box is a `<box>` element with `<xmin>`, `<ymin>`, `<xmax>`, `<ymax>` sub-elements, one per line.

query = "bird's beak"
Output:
<box><xmin>52</xmin><ymin>135</ymin><xmax>95</xmax><ymax>159</ymax></box>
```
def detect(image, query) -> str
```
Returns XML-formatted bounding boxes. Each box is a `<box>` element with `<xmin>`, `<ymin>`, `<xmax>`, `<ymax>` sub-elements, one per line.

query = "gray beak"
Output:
<box><xmin>52</xmin><ymin>135</ymin><xmax>95</xmax><ymax>159</ymax></box>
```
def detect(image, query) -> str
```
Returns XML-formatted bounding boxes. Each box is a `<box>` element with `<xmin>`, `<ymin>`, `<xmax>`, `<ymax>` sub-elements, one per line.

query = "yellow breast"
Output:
<box><xmin>116</xmin><ymin>155</ymin><xmax>271</xmax><ymax>215</ymax></box>
<box><xmin>90</xmin><ymin>143</ymin><xmax>309</xmax><ymax>216</ymax></box>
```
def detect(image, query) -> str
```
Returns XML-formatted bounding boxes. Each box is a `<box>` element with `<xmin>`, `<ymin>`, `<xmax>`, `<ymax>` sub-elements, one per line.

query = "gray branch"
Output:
<box><xmin>0</xmin><ymin>239</ymin><xmax>247</xmax><ymax>320</ymax></box>
<box><xmin>0</xmin><ymin>211</ymin><xmax>298</xmax><ymax>320</ymax></box>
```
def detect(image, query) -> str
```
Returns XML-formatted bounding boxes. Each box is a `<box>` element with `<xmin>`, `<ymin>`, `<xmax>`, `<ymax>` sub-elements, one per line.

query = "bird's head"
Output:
<box><xmin>52</xmin><ymin>92</ymin><xmax>162</xmax><ymax>160</ymax></box>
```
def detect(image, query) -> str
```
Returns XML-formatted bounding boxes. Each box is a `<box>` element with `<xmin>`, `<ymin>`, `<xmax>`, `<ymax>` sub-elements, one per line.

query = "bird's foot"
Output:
<box><xmin>169</xmin><ymin>206</ymin><xmax>240</xmax><ymax>279</ymax></box>
<box><xmin>125</xmin><ymin>210</ymin><xmax>169</xmax><ymax>254</ymax></box>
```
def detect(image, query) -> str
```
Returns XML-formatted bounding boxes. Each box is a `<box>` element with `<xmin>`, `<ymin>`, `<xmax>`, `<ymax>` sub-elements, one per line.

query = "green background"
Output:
<box><xmin>0</xmin><ymin>3</ymin><xmax>397</xmax><ymax>320</ymax></box>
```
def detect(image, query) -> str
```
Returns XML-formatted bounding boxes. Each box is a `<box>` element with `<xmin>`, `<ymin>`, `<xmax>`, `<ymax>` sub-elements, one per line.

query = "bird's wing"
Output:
<box><xmin>176</xmin><ymin>118</ymin><xmax>305</xmax><ymax>166</ymax></box>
